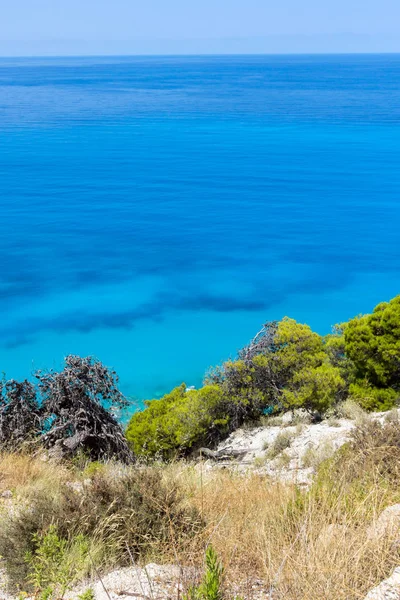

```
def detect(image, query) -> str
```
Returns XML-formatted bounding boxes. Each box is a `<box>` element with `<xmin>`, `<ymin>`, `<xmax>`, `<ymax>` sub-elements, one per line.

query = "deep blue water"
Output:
<box><xmin>1</xmin><ymin>54</ymin><xmax>400</xmax><ymax>403</ymax></box>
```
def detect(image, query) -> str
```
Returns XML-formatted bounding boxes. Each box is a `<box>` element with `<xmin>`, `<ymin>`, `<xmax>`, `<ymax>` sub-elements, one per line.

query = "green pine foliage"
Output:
<box><xmin>126</xmin><ymin>295</ymin><xmax>400</xmax><ymax>459</ymax></box>
<box><xmin>126</xmin><ymin>384</ymin><xmax>230</xmax><ymax>458</ymax></box>
<box><xmin>344</xmin><ymin>295</ymin><xmax>400</xmax><ymax>408</ymax></box>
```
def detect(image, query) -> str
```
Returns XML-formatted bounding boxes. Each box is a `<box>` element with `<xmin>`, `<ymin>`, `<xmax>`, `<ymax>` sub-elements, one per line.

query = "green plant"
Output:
<box><xmin>78</xmin><ymin>589</ymin><xmax>95</xmax><ymax>600</ymax></box>
<box><xmin>185</xmin><ymin>546</ymin><xmax>224</xmax><ymax>600</ymax></box>
<box><xmin>25</xmin><ymin>526</ymin><xmax>91</xmax><ymax>599</ymax></box>
<box><xmin>0</xmin><ymin>465</ymin><xmax>202</xmax><ymax>592</ymax></box>
<box><xmin>81</xmin><ymin>460</ymin><xmax>106</xmax><ymax>479</ymax></box>
<box><xmin>344</xmin><ymin>295</ymin><xmax>400</xmax><ymax>390</ymax></box>
<box><xmin>126</xmin><ymin>384</ymin><xmax>233</xmax><ymax>458</ymax></box>
<box><xmin>127</xmin><ymin>317</ymin><xmax>349</xmax><ymax>460</ymax></box>
<box><xmin>335</xmin><ymin>398</ymin><xmax>368</xmax><ymax>423</ymax></box>
<box><xmin>348</xmin><ymin>382</ymin><xmax>398</xmax><ymax>412</ymax></box>
<box><xmin>266</xmin><ymin>431</ymin><xmax>294</xmax><ymax>460</ymax></box>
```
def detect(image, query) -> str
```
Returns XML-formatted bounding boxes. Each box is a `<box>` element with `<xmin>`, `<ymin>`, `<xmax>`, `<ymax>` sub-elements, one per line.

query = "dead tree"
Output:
<box><xmin>0</xmin><ymin>379</ymin><xmax>41</xmax><ymax>449</ymax></box>
<box><xmin>35</xmin><ymin>355</ymin><xmax>133</xmax><ymax>463</ymax></box>
<box><xmin>238</xmin><ymin>321</ymin><xmax>279</xmax><ymax>362</ymax></box>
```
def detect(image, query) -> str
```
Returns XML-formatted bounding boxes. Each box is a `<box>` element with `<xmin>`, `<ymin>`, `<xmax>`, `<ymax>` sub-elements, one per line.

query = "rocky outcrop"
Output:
<box><xmin>201</xmin><ymin>409</ymin><xmax>400</xmax><ymax>486</ymax></box>
<box><xmin>205</xmin><ymin>414</ymin><xmax>355</xmax><ymax>485</ymax></box>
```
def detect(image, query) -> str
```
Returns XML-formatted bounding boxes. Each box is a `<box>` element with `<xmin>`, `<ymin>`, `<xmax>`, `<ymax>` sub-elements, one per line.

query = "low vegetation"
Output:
<box><xmin>0</xmin><ymin>456</ymin><xmax>202</xmax><ymax>597</ymax></box>
<box><xmin>2</xmin><ymin>418</ymin><xmax>400</xmax><ymax>599</ymax></box>
<box><xmin>1</xmin><ymin>294</ymin><xmax>400</xmax><ymax>599</ymax></box>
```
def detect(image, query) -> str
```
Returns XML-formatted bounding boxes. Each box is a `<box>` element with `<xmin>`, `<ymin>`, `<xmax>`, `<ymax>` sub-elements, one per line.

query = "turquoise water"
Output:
<box><xmin>1</xmin><ymin>54</ymin><xmax>400</xmax><ymax>403</ymax></box>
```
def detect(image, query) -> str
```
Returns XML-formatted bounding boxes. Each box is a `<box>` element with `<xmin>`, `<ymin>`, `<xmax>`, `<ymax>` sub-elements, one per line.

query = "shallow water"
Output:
<box><xmin>1</xmin><ymin>54</ymin><xmax>400</xmax><ymax>403</ymax></box>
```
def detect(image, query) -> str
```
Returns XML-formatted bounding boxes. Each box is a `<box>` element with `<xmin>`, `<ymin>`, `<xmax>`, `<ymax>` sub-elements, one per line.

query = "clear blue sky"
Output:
<box><xmin>1</xmin><ymin>0</ymin><xmax>400</xmax><ymax>56</ymax></box>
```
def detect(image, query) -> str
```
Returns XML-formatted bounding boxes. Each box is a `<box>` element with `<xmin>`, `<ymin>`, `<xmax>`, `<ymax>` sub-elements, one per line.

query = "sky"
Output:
<box><xmin>0</xmin><ymin>0</ymin><xmax>400</xmax><ymax>56</ymax></box>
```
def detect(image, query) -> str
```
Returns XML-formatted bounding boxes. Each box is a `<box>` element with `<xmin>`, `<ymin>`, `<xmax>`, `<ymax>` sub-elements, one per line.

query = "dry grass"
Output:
<box><xmin>0</xmin><ymin>451</ymin><xmax>69</xmax><ymax>493</ymax></box>
<box><xmin>177</xmin><ymin>464</ymin><xmax>400</xmax><ymax>600</ymax></box>
<box><xmin>336</xmin><ymin>398</ymin><xmax>369</xmax><ymax>423</ymax></box>
<box><xmin>2</xmin><ymin>421</ymin><xmax>400</xmax><ymax>600</ymax></box>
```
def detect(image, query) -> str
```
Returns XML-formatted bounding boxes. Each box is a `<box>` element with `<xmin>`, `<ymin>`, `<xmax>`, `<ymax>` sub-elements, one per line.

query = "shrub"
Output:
<box><xmin>313</xmin><ymin>418</ymin><xmax>400</xmax><ymax>504</ymax></box>
<box><xmin>0</xmin><ymin>380</ymin><xmax>41</xmax><ymax>449</ymax></box>
<box><xmin>281</xmin><ymin>362</ymin><xmax>345</xmax><ymax>414</ymax></box>
<box><xmin>348</xmin><ymin>381</ymin><xmax>398</xmax><ymax>412</ymax></box>
<box><xmin>185</xmin><ymin>546</ymin><xmax>224</xmax><ymax>600</ymax></box>
<box><xmin>126</xmin><ymin>384</ymin><xmax>232</xmax><ymax>458</ymax></box>
<box><xmin>214</xmin><ymin>318</ymin><xmax>346</xmax><ymax>416</ymax></box>
<box><xmin>128</xmin><ymin>318</ymin><xmax>350</xmax><ymax>459</ymax></box>
<box><xmin>37</xmin><ymin>355</ymin><xmax>133</xmax><ymax>462</ymax></box>
<box><xmin>266</xmin><ymin>431</ymin><xmax>294</xmax><ymax>460</ymax></box>
<box><xmin>0</xmin><ymin>464</ymin><xmax>202</xmax><ymax>592</ymax></box>
<box><xmin>344</xmin><ymin>295</ymin><xmax>400</xmax><ymax>389</ymax></box>
<box><xmin>25</xmin><ymin>526</ymin><xmax>91</xmax><ymax>599</ymax></box>
<box><xmin>78</xmin><ymin>590</ymin><xmax>95</xmax><ymax>600</ymax></box>
<box><xmin>0</xmin><ymin>356</ymin><xmax>133</xmax><ymax>462</ymax></box>
<box><xmin>335</xmin><ymin>398</ymin><xmax>369</xmax><ymax>422</ymax></box>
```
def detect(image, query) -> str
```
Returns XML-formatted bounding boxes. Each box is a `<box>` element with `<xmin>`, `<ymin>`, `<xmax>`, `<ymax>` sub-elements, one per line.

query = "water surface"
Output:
<box><xmin>1</xmin><ymin>55</ymin><xmax>399</xmax><ymax>401</ymax></box>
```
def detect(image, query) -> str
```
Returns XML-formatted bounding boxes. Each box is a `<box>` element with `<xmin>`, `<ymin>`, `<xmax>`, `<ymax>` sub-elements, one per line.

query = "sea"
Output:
<box><xmin>1</xmin><ymin>54</ymin><xmax>400</xmax><ymax>407</ymax></box>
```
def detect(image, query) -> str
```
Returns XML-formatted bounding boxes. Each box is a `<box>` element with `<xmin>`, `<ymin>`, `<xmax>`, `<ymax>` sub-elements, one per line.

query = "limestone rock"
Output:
<box><xmin>367</xmin><ymin>505</ymin><xmax>400</xmax><ymax>541</ymax></box>
<box><xmin>70</xmin><ymin>563</ymin><xmax>197</xmax><ymax>600</ymax></box>
<box><xmin>364</xmin><ymin>567</ymin><xmax>400</xmax><ymax>600</ymax></box>
<box><xmin>0</xmin><ymin>490</ymin><xmax>13</xmax><ymax>499</ymax></box>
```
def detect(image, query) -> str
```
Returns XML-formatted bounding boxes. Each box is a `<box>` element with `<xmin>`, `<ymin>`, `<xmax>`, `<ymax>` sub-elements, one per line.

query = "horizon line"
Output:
<box><xmin>1</xmin><ymin>50</ymin><xmax>400</xmax><ymax>60</ymax></box>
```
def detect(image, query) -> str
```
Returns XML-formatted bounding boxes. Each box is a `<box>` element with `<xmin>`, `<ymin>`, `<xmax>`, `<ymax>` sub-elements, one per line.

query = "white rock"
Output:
<box><xmin>69</xmin><ymin>563</ymin><xmax>196</xmax><ymax>600</ymax></box>
<box><xmin>209</xmin><ymin>409</ymin><xmax>400</xmax><ymax>486</ymax></box>
<box><xmin>214</xmin><ymin>418</ymin><xmax>355</xmax><ymax>485</ymax></box>
<box><xmin>0</xmin><ymin>490</ymin><xmax>13</xmax><ymax>499</ymax></box>
<box><xmin>367</xmin><ymin>505</ymin><xmax>400</xmax><ymax>541</ymax></box>
<box><xmin>364</xmin><ymin>567</ymin><xmax>400</xmax><ymax>600</ymax></box>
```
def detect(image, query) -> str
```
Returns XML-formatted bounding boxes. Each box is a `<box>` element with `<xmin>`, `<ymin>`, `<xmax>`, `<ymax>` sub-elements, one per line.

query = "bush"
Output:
<box><xmin>0</xmin><ymin>356</ymin><xmax>133</xmax><ymax>462</ymax></box>
<box><xmin>127</xmin><ymin>318</ymin><xmax>348</xmax><ymax>459</ymax></box>
<box><xmin>313</xmin><ymin>418</ymin><xmax>400</xmax><ymax>506</ymax></box>
<box><xmin>348</xmin><ymin>382</ymin><xmax>398</xmax><ymax>412</ymax></box>
<box><xmin>0</xmin><ymin>464</ymin><xmax>202</xmax><ymax>592</ymax></box>
<box><xmin>211</xmin><ymin>318</ymin><xmax>345</xmax><ymax>416</ymax></box>
<box><xmin>344</xmin><ymin>295</ymin><xmax>400</xmax><ymax>389</ymax></box>
<box><xmin>126</xmin><ymin>384</ymin><xmax>232</xmax><ymax>458</ymax></box>
<box><xmin>185</xmin><ymin>546</ymin><xmax>224</xmax><ymax>600</ymax></box>
<box><xmin>282</xmin><ymin>362</ymin><xmax>344</xmax><ymax>414</ymax></box>
<box><xmin>0</xmin><ymin>380</ymin><xmax>41</xmax><ymax>449</ymax></box>
<box><xmin>335</xmin><ymin>398</ymin><xmax>368</xmax><ymax>422</ymax></box>
<box><xmin>25</xmin><ymin>526</ymin><xmax>91</xmax><ymax>599</ymax></box>
<box><xmin>266</xmin><ymin>430</ymin><xmax>294</xmax><ymax>459</ymax></box>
